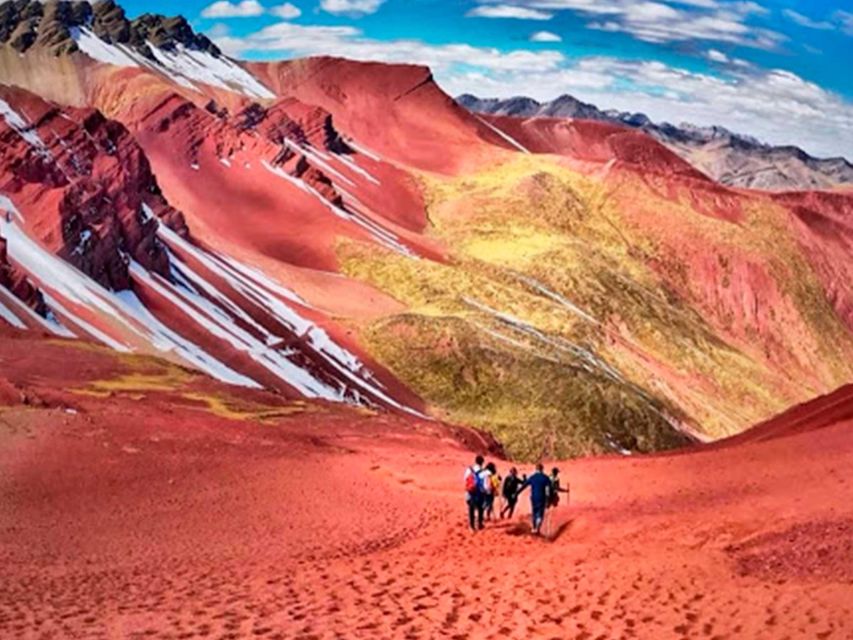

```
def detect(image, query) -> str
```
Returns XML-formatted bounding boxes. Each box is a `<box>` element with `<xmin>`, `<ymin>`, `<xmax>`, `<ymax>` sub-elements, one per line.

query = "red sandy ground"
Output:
<box><xmin>1</xmin><ymin>330</ymin><xmax>851</xmax><ymax>639</ymax></box>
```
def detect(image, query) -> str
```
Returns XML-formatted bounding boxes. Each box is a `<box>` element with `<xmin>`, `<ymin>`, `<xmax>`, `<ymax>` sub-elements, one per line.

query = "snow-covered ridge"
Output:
<box><xmin>1</xmin><ymin>190</ymin><xmax>420</xmax><ymax>414</ymax></box>
<box><xmin>70</xmin><ymin>26</ymin><xmax>139</xmax><ymax>68</ymax></box>
<box><xmin>0</xmin><ymin>98</ymin><xmax>51</xmax><ymax>158</ymax></box>
<box><xmin>147</xmin><ymin>42</ymin><xmax>275</xmax><ymax>100</ymax></box>
<box><xmin>158</xmin><ymin>225</ymin><xmax>420</xmax><ymax>414</ymax></box>
<box><xmin>473</xmin><ymin>114</ymin><xmax>530</xmax><ymax>155</ymax></box>
<box><xmin>69</xmin><ymin>27</ymin><xmax>275</xmax><ymax>101</ymax></box>
<box><xmin>262</xmin><ymin>159</ymin><xmax>415</xmax><ymax>257</ymax></box>
<box><xmin>0</xmin><ymin>295</ymin><xmax>26</xmax><ymax>329</ymax></box>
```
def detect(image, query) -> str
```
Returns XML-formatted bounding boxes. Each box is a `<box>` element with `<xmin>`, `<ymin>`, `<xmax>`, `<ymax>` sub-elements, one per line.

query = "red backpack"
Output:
<box><xmin>465</xmin><ymin>467</ymin><xmax>479</xmax><ymax>494</ymax></box>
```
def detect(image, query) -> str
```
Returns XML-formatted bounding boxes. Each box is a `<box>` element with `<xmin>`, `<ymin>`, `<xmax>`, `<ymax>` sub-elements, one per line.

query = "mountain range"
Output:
<box><xmin>2</xmin><ymin>2</ymin><xmax>853</xmax><ymax>637</ymax></box>
<box><xmin>457</xmin><ymin>93</ymin><xmax>853</xmax><ymax>191</ymax></box>
<box><xmin>0</xmin><ymin>0</ymin><xmax>851</xmax><ymax>461</ymax></box>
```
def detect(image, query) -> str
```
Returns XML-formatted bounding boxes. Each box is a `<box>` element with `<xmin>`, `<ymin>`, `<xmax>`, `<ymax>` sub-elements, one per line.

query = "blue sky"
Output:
<box><xmin>119</xmin><ymin>0</ymin><xmax>852</xmax><ymax>157</ymax></box>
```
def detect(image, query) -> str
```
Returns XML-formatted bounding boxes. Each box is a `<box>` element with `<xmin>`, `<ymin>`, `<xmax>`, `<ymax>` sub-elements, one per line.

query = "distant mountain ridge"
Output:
<box><xmin>457</xmin><ymin>93</ymin><xmax>853</xmax><ymax>191</ymax></box>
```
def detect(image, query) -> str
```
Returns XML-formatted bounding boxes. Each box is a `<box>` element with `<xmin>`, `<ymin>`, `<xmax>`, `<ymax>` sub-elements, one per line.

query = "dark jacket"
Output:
<box><xmin>521</xmin><ymin>471</ymin><xmax>551</xmax><ymax>505</ymax></box>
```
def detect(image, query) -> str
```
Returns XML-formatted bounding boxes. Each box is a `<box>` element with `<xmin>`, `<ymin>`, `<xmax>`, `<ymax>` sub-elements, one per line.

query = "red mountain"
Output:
<box><xmin>2</xmin><ymin>2</ymin><xmax>853</xmax><ymax>638</ymax></box>
<box><xmin>0</xmin><ymin>0</ymin><xmax>851</xmax><ymax>460</ymax></box>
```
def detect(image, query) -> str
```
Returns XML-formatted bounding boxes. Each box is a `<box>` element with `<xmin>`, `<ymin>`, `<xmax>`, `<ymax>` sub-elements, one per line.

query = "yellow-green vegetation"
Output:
<box><xmin>71</xmin><ymin>351</ymin><xmax>313</xmax><ymax>424</ymax></box>
<box><xmin>339</xmin><ymin>156</ymin><xmax>853</xmax><ymax>460</ymax></box>
<box><xmin>75</xmin><ymin>367</ymin><xmax>192</xmax><ymax>397</ymax></box>
<box><xmin>180</xmin><ymin>392</ymin><xmax>309</xmax><ymax>423</ymax></box>
<box><xmin>365</xmin><ymin>314</ymin><xmax>691</xmax><ymax>460</ymax></box>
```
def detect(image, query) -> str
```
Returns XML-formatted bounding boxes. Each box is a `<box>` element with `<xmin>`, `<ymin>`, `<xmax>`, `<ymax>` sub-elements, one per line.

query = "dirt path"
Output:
<box><xmin>1</xmin><ymin>335</ymin><xmax>851</xmax><ymax>639</ymax></box>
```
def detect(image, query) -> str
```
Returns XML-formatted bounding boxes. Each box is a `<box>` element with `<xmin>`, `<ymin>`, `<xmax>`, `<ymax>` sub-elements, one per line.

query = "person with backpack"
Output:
<box><xmin>483</xmin><ymin>462</ymin><xmax>500</xmax><ymax>521</ymax></box>
<box><xmin>500</xmin><ymin>467</ymin><xmax>522</xmax><ymax>519</ymax></box>
<box><xmin>517</xmin><ymin>463</ymin><xmax>552</xmax><ymax>535</ymax></box>
<box><xmin>549</xmin><ymin>467</ymin><xmax>569</xmax><ymax>509</ymax></box>
<box><xmin>464</xmin><ymin>455</ymin><xmax>486</xmax><ymax>531</ymax></box>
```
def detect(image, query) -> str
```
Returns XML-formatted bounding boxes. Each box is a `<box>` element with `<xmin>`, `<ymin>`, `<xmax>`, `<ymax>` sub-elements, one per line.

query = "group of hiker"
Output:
<box><xmin>464</xmin><ymin>455</ymin><xmax>568</xmax><ymax>535</ymax></box>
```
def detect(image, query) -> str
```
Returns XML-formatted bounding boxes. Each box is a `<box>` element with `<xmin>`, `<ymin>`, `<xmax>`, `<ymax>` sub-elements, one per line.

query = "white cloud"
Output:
<box><xmin>441</xmin><ymin>58</ymin><xmax>853</xmax><ymax>158</ymax></box>
<box><xmin>201</xmin><ymin>0</ymin><xmax>264</xmax><ymax>18</ymax></box>
<box><xmin>270</xmin><ymin>2</ymin><xmax>302</xmax><ymax>18</ymax></box>
<box><xmin>836</xmin><ymin>10</ymin><xmax>853</xmax><ymax>36</ymax></box>
<box><xmin>530</xmin><ymin>30</ymin><xmax>563</xmax><ymax>41</ymax></box>
<box><xmin>782</xmin><ymin>9</ymin><xmax>833</xmax><ymax>30</ymax></box>
<box><xmin>320</xmin><ymin>0</ymin><xmax>386</xmax><ymax>15</ymax></box>
<box><xmin>206</xmin><ymin>23</ymin><xmax>232</xmax><ymax>38</ymax></box>
<box><xmin>210</xmin><ymin>12</ymin><xmax>852</xmax><ymax>158</ymax></box>
<box><xmin>201</xmin><ymin>1</ymin><xmax>301</xmax><ymax>20</ymax></box>
<box><xmin>467</xmin><ymin>5</ymin><xmax>553</xmax><ymax>20</ymax></box>
<box><xmin>472</xmin><ymin>0</ymin><xmax>783</xmax><ymax>49</ymax></box>
<box><xmin>706</xmin><ymin>48</ymin><xmax>728</xmax><ymax>62</ymax></box>
<box><xmin>214</xmin><ymin>21</ymin><xmax>564</xmax><ymax>72</ymax></box>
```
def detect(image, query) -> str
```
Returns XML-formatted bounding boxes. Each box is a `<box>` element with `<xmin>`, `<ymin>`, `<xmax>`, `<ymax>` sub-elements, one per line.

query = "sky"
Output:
<box><xmin>118</xmin><ymin>0</ymin><xmax>852</xmax><ymax>158</ymax></box>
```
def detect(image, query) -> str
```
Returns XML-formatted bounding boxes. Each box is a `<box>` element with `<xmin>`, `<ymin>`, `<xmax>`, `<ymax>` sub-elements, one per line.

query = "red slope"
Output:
<box><xmin>771</xmin><ymin>190</ymin><xmax>853</xmax><ymax>331</ymax></box>
<box><xmin>478</xmin><ymin>113</ymin><xmax>707</xmax><ymax>178</ymax></box>
<box><xmin>0</xmin><ymin>83</ymin><xmax>178</xmax><ymax>288</ymax></box>
<box><xmin>125</xmin><ymin>89</ymin><xmax>446</xmax><ymax>273</ymax></box>
<box><xmin>2</xmin><ymin>30</ymin><xmax>852</xmax><ymax>443</ymax></box>
<box><xmin>1</xmin><ymin>335</ymin><xmax>851</xmax><ymax>639</ymax></box>
<box><xmin>709</xmin><ymin>383</ymin><xmax>853</xmax><ymax>446</ymax></box>
<box><xmin>0</xmin><ymin>84</ymin><xmax>426</xmax><ymax>414</ymax></box>
<box><xmin>248</xmin><ymin>57</ymin><xmax>520</xmax><ymax>174</ymax></box>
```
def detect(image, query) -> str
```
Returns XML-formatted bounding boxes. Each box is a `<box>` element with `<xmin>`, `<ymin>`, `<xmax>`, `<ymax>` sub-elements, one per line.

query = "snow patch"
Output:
<box><xmin>513</xmin><ymin>273</ymin><xmax>599</xmax><ymax>325</ymax></box>
<box><xmin>474</xmin><ymin>114</ymin><xmax>530</xmax><ymax>154</ymax></box>
<box><xmin>0</xmin><ymin>296</ymin><xmax>25</xmax><ymax>329</ymax></box>
<box><xmin>0</xmin><ymin>98</ymin><xmax>51</xmax><ymax>157</ymax></box>
<box><xmin>283</xmin><ymin>139</ymin><xmax>354</xmax><ymax>187</ymax></box>
<box><xmin>114</xmin><ymin>287</ymin><xmax>261</xmax><ymax>389</ymax></box>
<box><xmin>71</xmin><ymin>27</ymin><xmax>140</xmax><ymax>68</ymax></box>
<box><xmin>333</xmin><ymin>152</ymin><xmax>381</xmax><ymax>186</ymax></box>
<box><xmin>345</xmin><ymin>138</ymin><xmax>382</xmax><ymax>162</ymax></box>
<box><xmin>262</xmin><ymin>160</ymin><xmax>308</xmax><ymax>193</ymax></box>
<box><xmin>0</xmin><ymin>214</ymin><xmax>253</xmax><ymax>387</ymax></box>
<box><xmin>140</xmin><ymin>203</ymin><xmax>156</xmax><ymax>223</ymax></box>
<box><xmin>0</xmin><ymin>194</ymin><xmax>24</xmax><ymax>222</ymax></box>
<box><xmin>147</xmin><ymin>43</ymin><xmax>275</xmax><ymax>100</ymax></box>
<box><xmin>42</xmin><ymin>293</ymin><xmax>131</xmax><ymax>352</ymax></box>
<box><xmin>0</xmin><ymin>286</ymin><xmax>76</xmax><ymax>337</ymax></box>
<box><xmin>605</xmin><ymin>433</ymin><xmax>634</xmax><ymax>456</ymax></box>
<box><xmin>69</xmin><ymin>27</ymin><xmax>274</xmax><ymax>100</ymax></box>
<box><xmin>263</xmin><ymin>160</ymin><xmax>415</xmax><ymax>257</ymax></box>
<box><xmin>464</xmin><ymin>297</ymin><xmax>622</xmax><ymax>381</ymax></box>
<box><xmin>158</xmin><ymin>226</ymin><xmax>417</xmax><ymax>413</ymax></box>
<box><xmin>72</xmin><ymin>229</ymin><xmax>93</xmax><ymax>257</ymax></box>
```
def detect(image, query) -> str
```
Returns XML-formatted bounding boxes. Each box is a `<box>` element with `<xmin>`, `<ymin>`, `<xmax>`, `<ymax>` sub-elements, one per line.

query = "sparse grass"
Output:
<box><xmin>365</xmin><ymin>315</ymin><xmax>690</xmax><ymax>460</ymax></box>
<box><xmin>179</xmin><ymin>393</ymin><xmax>309</xmax><ymax>423</ymax></box>
<box><xmin>75</xmin><ymin>369</ymin><xmax>191</xmax><ymax>397</ymax></box>
<box><xmin>338</xmin><ymin>155</ymin><xmax>853</xmax><ymax>459</ymax></box>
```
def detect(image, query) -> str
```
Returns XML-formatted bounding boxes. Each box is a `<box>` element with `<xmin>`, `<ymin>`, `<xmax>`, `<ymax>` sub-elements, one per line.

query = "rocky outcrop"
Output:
<box><xmin>0</xmin><ymin>84</ymin><xmax>183</xmax><ymax>290</ymax></box>
<box><xmin>249</xmin><ymin>57</ymin><xmax>508</xmax><ymax>174</ymax></box>
<box><xmin>0</xmin><ymin>0</ymin><xmax>221</xmax><ymax>60</ymax></box>
<box><xmin>0</xmin><ymin>234</ymin><xmax>47</xmax><ymax>316</ymax></box>
<box><xmin>457</xmin><ymin>93</ymin><xmax>853</xmax><ymax>191</ymax></box>
<box><xmin>129</xmin><ymin>11</ymin><xmax>220</xmax><ymax>57</ymax></box>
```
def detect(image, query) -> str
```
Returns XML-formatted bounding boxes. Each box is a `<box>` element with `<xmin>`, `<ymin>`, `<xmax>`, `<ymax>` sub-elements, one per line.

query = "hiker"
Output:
<box><xmin>517</xmin><ymin>463</ymin><xmax>552</xmax><ymax>534</ymax></box>
<box><xmin>500</xmin><ymin>467</ymin><xmax>523</xmax><ymax>519</ymax></box>
<box><xmin>464</xmin><ymin>455</ymin><xmax>486</xmax><ymax>531</ymax></box>
<box><xmin>483</xmin><ymin>462</ymin><xmax>500</xmax><ymax>520</ymax></box>
<box><xmin>549</xmin><ymin>467</ymin><xmax>570</xmax><ymax>509</ymax></box>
